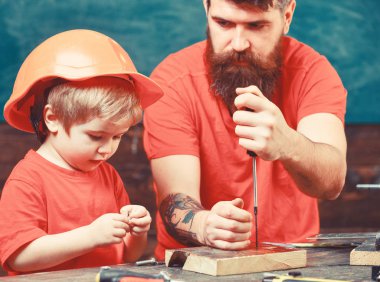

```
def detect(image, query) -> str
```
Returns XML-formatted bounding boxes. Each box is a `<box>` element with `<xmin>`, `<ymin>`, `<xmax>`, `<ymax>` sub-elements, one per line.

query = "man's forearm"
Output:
<box><xmin>281</xmin><ymin>132</ymin><xmax>346</xmax><ymax>200</ymax></box>
<box><xmin>159</xmin><ymin>193</ymin><xmax>208</xmax><ymax>246</ymax></box>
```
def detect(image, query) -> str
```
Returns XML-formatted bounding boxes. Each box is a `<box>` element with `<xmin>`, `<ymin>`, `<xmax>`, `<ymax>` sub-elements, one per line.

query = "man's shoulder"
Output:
<box><xmin>166</xmin><ymin>40</ymin><xmax>206</xmax><ymax>65</ymax></box>
<box><xmin>283</xmin><ymin>36</ymin><xmax>325</xmax><ymax>69</ymax></box>
<box><xmin>151</xmin><ymin>40</ymin><xmax>206</xmax><ymax>82</ymax></box>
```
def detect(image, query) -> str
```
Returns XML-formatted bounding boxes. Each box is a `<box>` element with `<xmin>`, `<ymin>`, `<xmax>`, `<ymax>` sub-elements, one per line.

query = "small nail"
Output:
<box><xmin>135</xmin><ymin>258</ymin><xmax>157</xmax><ymax>266</ymax></box>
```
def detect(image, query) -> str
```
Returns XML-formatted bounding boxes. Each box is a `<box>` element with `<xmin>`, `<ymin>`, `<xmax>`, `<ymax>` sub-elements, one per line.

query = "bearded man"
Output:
<box><xmin>143</xmin><ymin>0</ymin><xmax>347</xmax><ymax>260</ymax></box>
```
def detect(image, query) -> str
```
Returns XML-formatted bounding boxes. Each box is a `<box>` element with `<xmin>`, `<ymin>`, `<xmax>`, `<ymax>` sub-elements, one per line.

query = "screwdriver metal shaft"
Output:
<box><xmin>248</xmin><ymin>150</ymin><xmax>258</xmax><ymax>248</ymax></box>
<box><xmin>253</xmin><ymin>155</ymin><xmax>258</xmax><ymax>249</ymax></box>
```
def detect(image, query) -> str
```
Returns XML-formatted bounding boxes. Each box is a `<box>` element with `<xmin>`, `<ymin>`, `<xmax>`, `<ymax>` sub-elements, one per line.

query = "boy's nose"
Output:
<box><xmin>98</xmin><ymin>139</ymin><xmax>114</xmax><ymax>156</ymax></box>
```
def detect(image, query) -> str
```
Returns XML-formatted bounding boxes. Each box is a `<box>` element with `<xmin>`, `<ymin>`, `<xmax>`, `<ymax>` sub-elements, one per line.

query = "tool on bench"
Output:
<box><xmin>307</xmin><ymin>232</ymin><xmax>378</xmax><ymax>241</ymax></box>
<box><xmin>96</xmin><ymin>266</ymin><xmax>178</xmax><ymax>282</ymax></box>
<box><xmin>263</xmin><ymin>241</ymin><xmax>361</xmax><ymax>248</ymax></box>
<box><xmin>370</xmin><ymin>232</ymin><xmax>380</xmax><ymax>281</ymax></box>
<box><xmin>248</xmin><ymin>149</ymin><xmax>259</xmax><ymax>249</ymax></box>
<box><xmin>375</xmin><ymin>232</ymin><xmax>380</xmax><ymax>250</ymax></box>
<box><xmin>136</xmin><ymin>258</ymin><xmax>165</xmax><ymax>266</ymax></box>
<box><xmin>262</xmin><ymin>271</ymin><xmax>349</xmax><ymax>282</ymax></box>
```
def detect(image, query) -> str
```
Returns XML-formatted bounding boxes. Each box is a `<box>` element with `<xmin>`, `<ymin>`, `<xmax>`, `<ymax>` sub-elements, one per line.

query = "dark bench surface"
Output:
<box><xmin>0</xmin><ymin>247</ymin><xmax>375</xmax><ymax>281</ymax></box>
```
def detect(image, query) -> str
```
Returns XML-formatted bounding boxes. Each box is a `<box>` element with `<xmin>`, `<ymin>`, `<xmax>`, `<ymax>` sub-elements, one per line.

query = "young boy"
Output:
<box><xmin>0</xmin><ymin>29</ymin><xmax>163</xmax><ymax>275</ymax></box>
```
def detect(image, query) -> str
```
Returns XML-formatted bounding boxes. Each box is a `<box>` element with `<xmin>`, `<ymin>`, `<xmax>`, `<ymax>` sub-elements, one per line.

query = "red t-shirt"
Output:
<box><xmin>0</xmin><ymin>150</ymin><xmax>130</xmax><ymax>274</ymax></box>
<box><xmin>144</xmin><ymin>37</ymin><xmax>347</xmax><ymax>260</ymax></box>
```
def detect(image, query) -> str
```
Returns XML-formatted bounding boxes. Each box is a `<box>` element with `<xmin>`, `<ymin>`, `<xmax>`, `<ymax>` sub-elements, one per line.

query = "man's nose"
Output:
<box><xmin>231</xmin><ymin>26</ymin><xmax>250</xmax><ymax>52</ymax></box>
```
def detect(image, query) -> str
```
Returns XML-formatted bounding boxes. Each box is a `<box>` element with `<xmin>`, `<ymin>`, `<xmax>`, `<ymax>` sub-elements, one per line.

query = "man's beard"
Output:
<box><xmin>205</xmin><ymin>32</ymin><xmax>283</xmax><ymax>113</ymax></box>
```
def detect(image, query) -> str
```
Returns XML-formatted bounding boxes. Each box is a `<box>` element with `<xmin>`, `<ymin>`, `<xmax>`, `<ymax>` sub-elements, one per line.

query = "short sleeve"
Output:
<box><xmin>0</xmin><ymin>179</ymin><xmax>47</xmax><ymax>271</ymax></box>
<box><xmin>297</xmin><ymin>56</ymin><xmax>347</xmax><ymax>123</ymax></box>
<box><xmin>143</xmin><ymin>56</ymin><xmax>200</xmax><ymax>160</ymax></box>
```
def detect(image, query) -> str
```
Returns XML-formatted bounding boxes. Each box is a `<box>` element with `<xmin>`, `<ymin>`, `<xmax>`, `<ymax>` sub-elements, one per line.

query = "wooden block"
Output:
<box><xmin>350</xmin><ymin>239</ymin><xmax>380</xmax><ymax>266</ymax></box>
<box><xmin>165</xmin><ymin>245</ymin><xmax>307</xmax><ymax>276</ymax></box>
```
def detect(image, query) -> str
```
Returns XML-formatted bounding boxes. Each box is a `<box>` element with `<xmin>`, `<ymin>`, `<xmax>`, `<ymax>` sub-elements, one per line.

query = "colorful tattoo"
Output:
<box><xmin>160</xmin><ymin>193</ymin><xmax>204</xmax><ymax>245</ymax></box>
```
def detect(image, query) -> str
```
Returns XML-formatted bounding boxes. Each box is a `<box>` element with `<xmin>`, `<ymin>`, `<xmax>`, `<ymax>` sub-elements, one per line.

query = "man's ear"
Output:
<box><xmin>43</xmin><ymin>104</ymin><xmax>59</xmax><ymax>133</ymax></box>
<box><xmin>283</xmin><ymin>0</ymin><xmax>296</xmax><ymax>35</ymax></box>
<box><xmin>203</xmin><ymin>0</ymin><xmax>208</xmax><ymax>15</ymax></box>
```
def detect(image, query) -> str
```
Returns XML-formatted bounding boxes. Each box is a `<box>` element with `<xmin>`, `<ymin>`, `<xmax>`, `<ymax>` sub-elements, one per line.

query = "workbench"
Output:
<box><xmin>0</xmin><ymin>247</ymin><xmax>375</xmax><ymax>281</ymax></box>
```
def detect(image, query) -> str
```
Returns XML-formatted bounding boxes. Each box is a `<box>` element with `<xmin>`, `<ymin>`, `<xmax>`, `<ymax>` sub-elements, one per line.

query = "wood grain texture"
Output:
<box><xmin>165</xmin><ymin>246</ymin><xmax>307</xmax><ymax>276</ymax></box>
<box><xmin>350</xmin><ymin>239</ymin><xmax>380</xmax><ymax>266</ymax></box>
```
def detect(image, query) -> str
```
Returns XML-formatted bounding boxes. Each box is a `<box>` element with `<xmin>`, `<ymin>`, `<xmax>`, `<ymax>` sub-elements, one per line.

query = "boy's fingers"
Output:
<box><xmin>120</xmin><ymin>205</ymin><xmax>146</xmax><ymax>216</ymax></box>
<box><xmin>129</xmin><ymin>207</ymin><xmax>149</xmax><ymax>218</ymax></box>
<box><xmin>129</xmin><ymin>216</ymin><xmax>151</xmax><ymax>227</ymax></box>
<box><xmin>113</xmin><ymin>228</ymin><xmax>127</xmax><ymax>238</ymax></box>
<box><xmin>131</xmin><ymin>226</ymin><xmax>149</xmax><ymax>235</ymax></box>
<box><xmin>120</xmin><ymin>205</ymin><xmax>133</xmax><ymax>215</ymax></box>
<box><xmin>114</xmin><ymin>220</ymin><xmax>130</xmax><ymax>231</ymax></box>
<box><xmin>110</xmin><ymin>213</ymin><xmax>128</xmax><ymax>222</ymax></box>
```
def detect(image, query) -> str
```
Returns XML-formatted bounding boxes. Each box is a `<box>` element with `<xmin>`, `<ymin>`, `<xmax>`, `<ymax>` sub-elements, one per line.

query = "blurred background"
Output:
<box><xmin>0</xmin><ymin>0</ymin><xmax>379</xmax><ymax>264</ymax></box>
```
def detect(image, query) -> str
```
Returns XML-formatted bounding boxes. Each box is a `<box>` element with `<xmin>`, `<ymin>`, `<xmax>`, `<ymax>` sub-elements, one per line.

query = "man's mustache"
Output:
<box><xmin>212</xmin><ymin>51</ymin><xmax>255</xmax><ymax>66</ymax></box>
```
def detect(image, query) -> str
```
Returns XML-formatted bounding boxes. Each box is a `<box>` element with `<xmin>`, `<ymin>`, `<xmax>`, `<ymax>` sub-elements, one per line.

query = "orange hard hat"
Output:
<box><xmin>4</xmin><ymin>29</ymin><xmax>163</xmax><ymax>133</ymax></box>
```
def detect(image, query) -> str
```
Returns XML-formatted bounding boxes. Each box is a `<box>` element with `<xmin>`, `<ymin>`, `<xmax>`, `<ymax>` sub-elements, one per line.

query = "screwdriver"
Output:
<box><xmin>247</xmin><ymin>150</ymin><xmax>258</xmax><ymax>249</ymax></box>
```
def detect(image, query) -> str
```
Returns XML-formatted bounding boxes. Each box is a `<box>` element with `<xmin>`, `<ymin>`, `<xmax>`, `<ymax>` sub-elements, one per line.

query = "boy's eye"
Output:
<box><xmin>88</xmin><ymin>134</ymin><xmax>102</xmax><ymax>141</ymax></box>
<box><xmin>113</xmin><ymin>134</ymin><xmax>123</xmax><ymax>140</ymax></box>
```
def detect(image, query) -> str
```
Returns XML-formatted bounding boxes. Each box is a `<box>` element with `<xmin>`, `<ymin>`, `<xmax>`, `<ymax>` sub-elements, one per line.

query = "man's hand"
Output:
<box><xmin>198</xmin><ymin>198</ymin><xmax>252</xmax><ymax>250</ymax></box>
<box><xmin>88</xmin><ymin>213</ymin><xmax>130</xmax><ymax>247</ymax></box>
<box><xmin>120</xmin><ymin>205</ymin><xmax>151</xmax><ymax>237</ymax></box>
<box><xmin>233</xmin><ymin>85</ymin><xmax>292</xmax><ymax>161</ymax></box>
<box><xmin>233</xmin><ymin>85</ymin><xmax>347</xmax><ymax>200</ymax></box>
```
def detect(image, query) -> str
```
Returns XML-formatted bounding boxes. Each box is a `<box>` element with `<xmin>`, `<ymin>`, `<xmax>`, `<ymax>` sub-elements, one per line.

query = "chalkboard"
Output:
<box><xmin>0</xmin><ymin>0</ymin><xmax>379</xmax><ymax>124</ymax></box>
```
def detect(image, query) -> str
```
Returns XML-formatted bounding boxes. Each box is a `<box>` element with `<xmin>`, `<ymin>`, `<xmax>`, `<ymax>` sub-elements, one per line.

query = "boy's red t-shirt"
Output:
<box><xmin>0</xmin><ymin>150</ymin><xmax>130</xmax><ymax>274</ymax></box>
<box><xmin>144</xmin><ymin>37</ymin><xmax>347</xmax><ymax>260</ymax></box>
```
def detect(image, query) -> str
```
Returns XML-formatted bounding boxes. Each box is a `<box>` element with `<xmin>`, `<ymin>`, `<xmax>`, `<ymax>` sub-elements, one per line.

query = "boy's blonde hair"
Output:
<box><xmin>47</xmin><ymin>76</ymin><xmax>142</xmax><ymax>134</ymax></box>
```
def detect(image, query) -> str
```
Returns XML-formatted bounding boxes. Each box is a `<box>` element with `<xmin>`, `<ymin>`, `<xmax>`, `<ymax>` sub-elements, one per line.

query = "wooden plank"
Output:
<box><xmin>165</xmin><ymin>245</ymin><xmax>307</xmax><ymax>276</ymax></box>
<box><xmin>350</xmin><ymin>239</ymin><xmax>380</xmax><ymax>266</ymax></box>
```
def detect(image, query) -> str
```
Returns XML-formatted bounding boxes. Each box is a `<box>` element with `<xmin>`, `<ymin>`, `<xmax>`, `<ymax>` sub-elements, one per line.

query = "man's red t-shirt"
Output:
<box><xmin>144</xmin><ymin>37</ymin><xmax>347</xmax><ymax>260</ymax></box>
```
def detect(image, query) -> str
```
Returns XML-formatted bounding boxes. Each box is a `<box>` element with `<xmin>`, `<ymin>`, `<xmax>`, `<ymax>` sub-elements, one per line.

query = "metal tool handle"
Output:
<box><xmin>97</xmin><ymin>267</ymin><xmax>170</xmax><ymax>282</ymax></box>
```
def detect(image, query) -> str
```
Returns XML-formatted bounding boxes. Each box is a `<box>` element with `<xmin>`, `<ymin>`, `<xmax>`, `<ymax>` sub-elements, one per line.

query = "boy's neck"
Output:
<box><xmin>37</xmin><ymin>142</ymin><xmax>80</xmax><ymax>172</ymax></box>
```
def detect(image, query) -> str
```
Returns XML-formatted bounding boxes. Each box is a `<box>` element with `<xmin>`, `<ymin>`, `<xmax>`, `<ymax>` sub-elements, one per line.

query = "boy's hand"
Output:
<box><xmin>120</xmin><ymin>205</ymin><xmax>151</xmax><ymax>237</ymax></box>
<box><xmin>88</xmin><ymin>213</ymin><xmax>130</xmax><ymax>246</ymax></box>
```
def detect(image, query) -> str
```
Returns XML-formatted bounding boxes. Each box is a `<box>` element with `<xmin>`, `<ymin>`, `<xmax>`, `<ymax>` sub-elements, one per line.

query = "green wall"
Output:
<box><xmin>1</xmin><ymin>0</ymin><xmax>379</xmax><ymax>123</ymax></box>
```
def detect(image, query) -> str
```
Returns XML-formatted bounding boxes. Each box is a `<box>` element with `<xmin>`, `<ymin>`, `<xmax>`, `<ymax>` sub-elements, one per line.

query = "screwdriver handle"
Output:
<box><xmin>245</xmin><ymin>106</ymin><xmax>257</xmax><ymax>158</ymax></box>
<box><xmin>247</xmin><ymin>150</ymin><xmax>257</xmax><ymax>157</ymax></box>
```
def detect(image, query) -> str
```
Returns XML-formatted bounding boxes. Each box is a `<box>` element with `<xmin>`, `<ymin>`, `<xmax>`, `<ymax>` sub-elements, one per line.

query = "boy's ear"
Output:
<box><xmin>43</xmin><ymin>104</ymin><xmax>59</xmax><ymax>133</ymax></box>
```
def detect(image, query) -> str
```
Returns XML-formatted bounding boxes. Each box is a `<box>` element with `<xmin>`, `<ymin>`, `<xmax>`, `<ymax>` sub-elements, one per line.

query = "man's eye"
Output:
<box><xmin>249</xmin><ymin>23</ymin><xmax>265</xmax><ymax>29</ymax></box>
<box><xmin>217</xmin><ymin>20</ymin><xmax>231</xmax><ymax>28</ymax></box>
